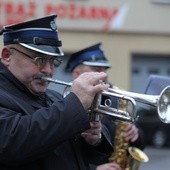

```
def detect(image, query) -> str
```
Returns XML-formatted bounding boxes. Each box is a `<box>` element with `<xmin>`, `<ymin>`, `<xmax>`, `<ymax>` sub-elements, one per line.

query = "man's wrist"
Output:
<box><xmin>93</xmin><ymin>133</ymin><xmax>102</xmax><ymax>146</ymax></box>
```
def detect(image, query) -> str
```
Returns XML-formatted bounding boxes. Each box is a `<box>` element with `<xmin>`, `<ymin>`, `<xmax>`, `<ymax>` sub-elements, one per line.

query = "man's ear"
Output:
<box><xmin>1</xmin><ymin>47</ymin><xmax>11</xmax><ymax>65</ymax></box>
<box><xmin>72</xmin><ymin>67</ymin><xmax>81</xmax><ymax>79</ymax></box>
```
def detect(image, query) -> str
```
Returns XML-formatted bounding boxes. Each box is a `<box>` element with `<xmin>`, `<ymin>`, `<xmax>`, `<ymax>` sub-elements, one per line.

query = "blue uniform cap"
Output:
<box><xmin>66</xmin><ymin>42</ymin><xmax>111</xmax><ymax>72</ymax></box>
<box><xmin>0</xmin><ymin>14</ymin><xmax>64</xmax><ymax>57</ymax></box>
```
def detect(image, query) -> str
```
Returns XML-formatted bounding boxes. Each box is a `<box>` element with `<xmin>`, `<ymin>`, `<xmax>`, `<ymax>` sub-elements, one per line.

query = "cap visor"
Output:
<box><xmin>20</xmin><ymin>43</ymin><xmax>64</xmax><ymax>57</ymax></box>
<box><xmin>83</xmin><ymin>61</ymin><xmax>111</xmax><ymax>68</ymax></box>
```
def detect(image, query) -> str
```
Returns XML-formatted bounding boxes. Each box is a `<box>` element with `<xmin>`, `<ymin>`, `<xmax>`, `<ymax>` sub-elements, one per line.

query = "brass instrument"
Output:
<box><xmin>40</xmin><ymin>76</ymin><xmax>170</xmax><ymax>123</ymax></box>
<box><xmin>109</xmin><ymin>121</ymin><xmax>129</xmax><ymax>169</ymax></box>
<box><xmin>109</xmin><ymin>121</ymin><xmax>149</xmax><ymax>170</ymax></box>
<box><xmin>109</xmin><ymin>99</ymin><xmax>149</xmax><ymax>170</ymax></box>
<box><xmin>43</xmin><ymin>77</ymin><xmax>150</xmax><ymax>169</ymax></box>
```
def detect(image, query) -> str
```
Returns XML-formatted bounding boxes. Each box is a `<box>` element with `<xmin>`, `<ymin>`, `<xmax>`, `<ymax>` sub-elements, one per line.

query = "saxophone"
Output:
<box><xmin>109</xmin><ymin>98</ymin><xmax>149</xmax><ymax>170</ymax></box>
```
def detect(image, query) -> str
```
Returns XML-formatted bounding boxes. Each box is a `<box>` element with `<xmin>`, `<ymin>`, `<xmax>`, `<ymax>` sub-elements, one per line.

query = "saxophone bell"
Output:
<box><xmin>128</xmin><ymin>146</ymin><xmax>149</xmax><ymax>170</ymax></box>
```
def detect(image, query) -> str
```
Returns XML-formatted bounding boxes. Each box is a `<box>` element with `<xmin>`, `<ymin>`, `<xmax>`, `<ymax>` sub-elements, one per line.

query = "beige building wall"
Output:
<box><xmin>59</xmin><ymin>30</ymin><xmax>170</xmax><ymax>90</ymax></box>
<box><xmin>1</xmin><ymin>0</ymin><xmax>170</xmax><ymax>91</ymax></box>
<box><xmin>1</xmin><ymin>30</ymin><xmax>170</xmax><ymax>91</ymax></box>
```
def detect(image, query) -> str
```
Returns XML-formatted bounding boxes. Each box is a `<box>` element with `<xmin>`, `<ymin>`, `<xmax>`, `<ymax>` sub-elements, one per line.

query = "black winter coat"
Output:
<box><xmin>0</xmin><ymin>62</ymin><xmax>113</xmax><ymax>170</ymax></box>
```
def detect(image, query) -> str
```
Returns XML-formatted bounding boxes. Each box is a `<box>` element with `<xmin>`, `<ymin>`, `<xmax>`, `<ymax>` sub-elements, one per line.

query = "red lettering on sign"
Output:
<box><xmin>5</xmin><ymin>2</ymin><xmax>13</xmax><ymax>14</ymax></box>
<box><xmin>0</xmin><ymin>1</ymin><xmax>118</xmax><ymax>31</ymax></box>
<box><xmin>55</xmin><ymin>4</ymin><xmax>68</xmax><ymax>18</ymax></box>
<box><xmin>68</xmin><ymin>3</ymin><xmax>77</xmax><ymax>19</ymax></box>
<box><xmin>1</xmin><ymin>2</ymin><xmax>36</xmax><ymax>25</ymax></box>
<box><xmin>45</xmin><ymin>3</ymin><xmax>118</xmax><ymax>21</ymax></box>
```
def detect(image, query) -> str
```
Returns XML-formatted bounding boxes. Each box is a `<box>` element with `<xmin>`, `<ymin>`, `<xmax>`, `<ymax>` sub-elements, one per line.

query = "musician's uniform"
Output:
<box><xmin>0</xmin><ymin>62</ymin><xmax>113</xmax><ymax>170</ymax></box>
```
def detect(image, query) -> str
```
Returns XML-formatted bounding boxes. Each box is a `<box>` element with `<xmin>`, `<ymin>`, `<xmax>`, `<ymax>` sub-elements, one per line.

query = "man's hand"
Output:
<box><xmin>81</xmin><ymin>121</ymin><xmax>102</xmax><ymax>145</ymax></box>
<box><xmin>123</xmin><ymin>123</ymin><xmax>139</xmax><ymax>142</ymax></box>
<box><xmin>96</xmin><ymin>162</ymin><xmax>122</xmax><ymax>170</ymax></box>
<box><xmin>70</xmin><ymin>72</ymin><xmax>109</xmax><ymax>110</ymax></box>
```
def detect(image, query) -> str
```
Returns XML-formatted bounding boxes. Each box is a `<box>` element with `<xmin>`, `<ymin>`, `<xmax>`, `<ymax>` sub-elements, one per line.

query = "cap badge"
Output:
<box><xmin>91</xmin><ymin>55</ymin><xmax>96</xmax><ymax>61</ymax></box>
<box><xmin>50</xmin><ymin>20</ymin><xmax>57</xmax><ymax>31</ymax></box>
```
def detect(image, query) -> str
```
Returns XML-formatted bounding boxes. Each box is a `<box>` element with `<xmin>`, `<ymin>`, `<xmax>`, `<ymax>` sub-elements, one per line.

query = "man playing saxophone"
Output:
<box><xmin>65</xmin><ymin>42</ymin><xmax>145</xmax><ymax>169</ymax></box>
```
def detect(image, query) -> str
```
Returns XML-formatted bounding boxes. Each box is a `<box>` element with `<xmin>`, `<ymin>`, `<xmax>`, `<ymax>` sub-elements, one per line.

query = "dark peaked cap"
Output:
<box><xmin>0</xmin><ymin>14</ymin><xmax>64</xmax><ymax>57</ymax></box>
<box><xmin>65</xmin><ymin>42</ymin><xmax>111</xmax><ymax>72</ymax></box>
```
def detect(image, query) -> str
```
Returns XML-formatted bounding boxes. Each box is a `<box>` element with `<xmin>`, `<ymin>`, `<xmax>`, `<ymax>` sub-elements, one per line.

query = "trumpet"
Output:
<box><xmin>41</xmin><ymin>76</ymin><xmax>170</xmax><ymax>123</ymax></box>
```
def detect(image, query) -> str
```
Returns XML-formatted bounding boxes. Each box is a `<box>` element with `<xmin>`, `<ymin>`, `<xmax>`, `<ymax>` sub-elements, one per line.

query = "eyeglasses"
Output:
<box><xmin>10</xmin><ymin>47</ymin><xmax>62</xmax><ymax>68</ymax></box>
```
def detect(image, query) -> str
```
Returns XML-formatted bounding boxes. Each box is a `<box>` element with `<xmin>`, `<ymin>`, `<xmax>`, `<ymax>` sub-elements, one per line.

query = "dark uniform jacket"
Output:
<box><xmin>0</xmin><ymin>62</ymin><xmax>113</xmax><ymax>170</ymax></box>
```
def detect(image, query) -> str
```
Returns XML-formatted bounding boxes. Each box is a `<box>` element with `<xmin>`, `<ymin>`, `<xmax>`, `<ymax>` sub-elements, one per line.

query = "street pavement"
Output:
<box><xmin>140</xmin><ymin>146</ymin><xmax>170</xmax><ymax>170</ymax></box>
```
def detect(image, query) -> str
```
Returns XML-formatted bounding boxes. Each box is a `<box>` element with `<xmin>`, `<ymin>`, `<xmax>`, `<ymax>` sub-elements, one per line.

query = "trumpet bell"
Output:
<box><xmin>157</xmin><ymin>86</ymin><xmax>170</xmax><ymax>123</ymax></box>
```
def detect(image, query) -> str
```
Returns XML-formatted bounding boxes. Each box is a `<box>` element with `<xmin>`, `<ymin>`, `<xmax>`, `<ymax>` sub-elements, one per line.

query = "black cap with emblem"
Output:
<box><xmin>65</xmin><ymin>42</ymin><xmax>111</xmax><ymax>72</ymax></box>
<box><xmin>0</xmin><ymin>14</ymin><xmax>64</xmax><ymax>57</ymax></box>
